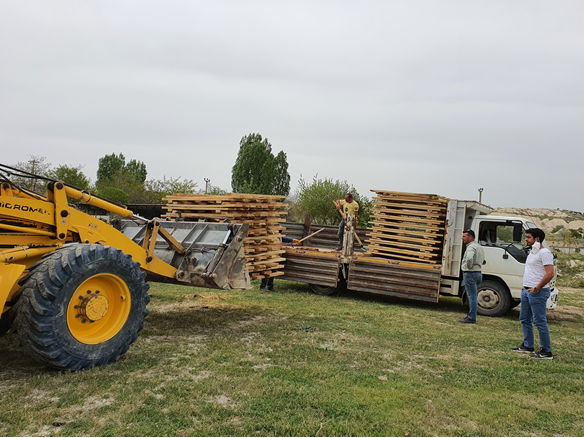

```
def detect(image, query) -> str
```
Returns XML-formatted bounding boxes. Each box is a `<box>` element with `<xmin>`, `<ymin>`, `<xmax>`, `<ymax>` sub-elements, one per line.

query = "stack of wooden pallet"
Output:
<box><xmin>162</xmin><ymin>193</ymin><xmax>288</xmax><ymax>280</ymax></box>
<box><xmin>365</xmin><ymin>190</ymin><xmax>450</xmax><ymax>264</ymax></box>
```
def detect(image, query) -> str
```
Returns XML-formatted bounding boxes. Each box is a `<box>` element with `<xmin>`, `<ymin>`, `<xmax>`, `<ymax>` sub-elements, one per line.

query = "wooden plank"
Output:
<box><xmin>366</xmin><ymin>231</ymin><xmax>443</xmax><ymax>245</ymax></box>
<box><xmin>372</xmin><ymin>212</ymin><xmax>445</xmax><ymax>226</ymax></box>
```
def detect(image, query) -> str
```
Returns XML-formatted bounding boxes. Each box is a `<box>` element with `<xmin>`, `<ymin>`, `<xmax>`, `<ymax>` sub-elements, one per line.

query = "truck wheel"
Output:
<box><xmin>14</xmin><ymin>244</ymin><xmax>150</xmax><ymax>371</ymax></box>
<box><xmin>309</xmin><ymin>284</ymin><xmax>338</xmax><ymax>296</ymax></box>
<box><xmin>477</xmin><ymin>280</ymin><xmax>511</xmax><ymax>317</ymax></box>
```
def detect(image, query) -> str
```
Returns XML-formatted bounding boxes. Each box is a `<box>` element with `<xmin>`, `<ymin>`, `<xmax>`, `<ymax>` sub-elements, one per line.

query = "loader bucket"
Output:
<box><xmin>119</xmin><ymin>220</ymin><xmax>251</xmax><ymax>290</ymax></box>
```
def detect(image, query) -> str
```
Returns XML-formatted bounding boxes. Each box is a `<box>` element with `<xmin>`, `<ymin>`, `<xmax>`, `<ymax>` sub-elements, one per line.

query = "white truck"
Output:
<box><xmin>437</xmin><ymin>200</ymin><xmax>558</xmax><ymax>315</ymax></box>
<box><xmin>281</xmin><ymin>198</ymin><xmax>559</xmax><ymax>316</ymax></box>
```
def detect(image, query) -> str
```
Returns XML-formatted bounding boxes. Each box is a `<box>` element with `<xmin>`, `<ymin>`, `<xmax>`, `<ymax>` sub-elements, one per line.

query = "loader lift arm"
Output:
<box><xmin>0</xmin><ymin>164</ymin><xmax>250</xmax><ymax>370</ymax></box>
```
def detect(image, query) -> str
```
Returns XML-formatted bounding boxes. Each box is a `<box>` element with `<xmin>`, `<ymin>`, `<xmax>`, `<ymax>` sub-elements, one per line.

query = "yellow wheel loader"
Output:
<box><xmin>0</xmin><ymin>164</ymin><xmax>250</xmax><ymax>371</ymax></box>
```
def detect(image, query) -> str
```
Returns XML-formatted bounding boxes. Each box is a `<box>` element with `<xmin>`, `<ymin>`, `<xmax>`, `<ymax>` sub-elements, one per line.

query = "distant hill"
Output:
<box><xmin>491</xmin><ymin>208</ymin><xmax>584</xmax><ymax>240</ymax></box>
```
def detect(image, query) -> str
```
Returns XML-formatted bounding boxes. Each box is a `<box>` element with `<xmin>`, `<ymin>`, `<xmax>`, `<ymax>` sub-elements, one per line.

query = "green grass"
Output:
<box><xmin>1</xmin><ymin>277</ymin><xmax>583</xmax><ymax>436</ymax></box>
<box><xmin>556</xmin><ymin>252</ymin><xmax>584</xmax><ymax>288</ymax></box>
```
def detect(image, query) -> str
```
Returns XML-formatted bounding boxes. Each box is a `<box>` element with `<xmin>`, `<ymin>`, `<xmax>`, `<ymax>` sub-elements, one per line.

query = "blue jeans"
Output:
<box><xmin>519</xmin><ymin>287</ymin><xmax>551</xmax><ymax>352</ymax></box>
<box><xmin>463</xmin><ymin>272</ymin><xmax>482</xmax><ymax>321</ymax></box>
<box><xmin>338</xmin><ymin>219</ymin><xmax>345</xmax><ymax>245</ymax></box>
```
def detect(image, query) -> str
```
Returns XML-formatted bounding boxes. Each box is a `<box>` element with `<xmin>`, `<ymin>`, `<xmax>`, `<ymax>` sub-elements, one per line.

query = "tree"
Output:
<box><xmin>97</xmin><ymin>187</ymin><xmax>130</xmax><ymax>205</ymax></box>
<box><xmin>292</xmin><ymin>174</ymin><xmax>373</xmax><ymax>226</ymax></box>
<box><xmin>96</xmin><ymin>153</ymin><xmax>151</xmax><ymax>203</ymax></box>
<box><xmin>10</xmin><ymin>155</ymin><xmax>52</xmax><ymax>194</ymax></box>
<box><xmin>96</xmin><ymin>153</ymin><xmax>126</xmax><ymax>185</ymax></box>
<box><xmin>231</xmin><ymin>133</ymin><xmax>290</xmax><ymax>196</ymax></box>
<box><xmin>125</xmin><ymin>159</ymin><xmax>147</xmax><ymax>184</ymax></box>
<box><xmin>47</xmin><ymin>164</ymin><xmax>91</xmax><ymax>191</ymax></box>
<box><xmin>144</xmin><ymin>176</ymin><xmax>199</xmax><ymax>204</ymax></box>
<box><xmin>96</xmin><ymin>153</ymin><xmax>147</xmax><ymax>187</ymax></box>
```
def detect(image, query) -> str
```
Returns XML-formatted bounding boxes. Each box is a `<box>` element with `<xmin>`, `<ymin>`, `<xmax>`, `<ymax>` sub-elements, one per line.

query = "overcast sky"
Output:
<box><xmin>1</xmin><ymin>1</ymin><xmax>583</xmax><ymax>211</ymax></box>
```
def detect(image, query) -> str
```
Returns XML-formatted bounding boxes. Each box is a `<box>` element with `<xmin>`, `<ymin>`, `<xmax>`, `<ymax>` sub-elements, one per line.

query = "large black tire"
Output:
<box><xmin>14</xmin><ymin>244</ymin><xmax>150</xmax><ymax>371</ymax></box>
<box><xmin>477</xmin><ymin>280</ymin><xmax>512</xmax><ymax>317</ymax></box>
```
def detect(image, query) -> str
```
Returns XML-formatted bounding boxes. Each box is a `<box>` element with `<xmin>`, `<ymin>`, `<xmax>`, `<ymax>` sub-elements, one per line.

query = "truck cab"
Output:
<box><xmin>470</xmin><ymin>215</ymin><xmax>559</xmax><ymax>315</ymax></box>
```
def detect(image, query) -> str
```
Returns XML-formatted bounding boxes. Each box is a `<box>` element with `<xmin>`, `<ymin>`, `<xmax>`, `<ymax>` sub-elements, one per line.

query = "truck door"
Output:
<box><xmin>476</xmin><ymin>219</ymin><xmax>527</xmax><ymax>298</ymax></box>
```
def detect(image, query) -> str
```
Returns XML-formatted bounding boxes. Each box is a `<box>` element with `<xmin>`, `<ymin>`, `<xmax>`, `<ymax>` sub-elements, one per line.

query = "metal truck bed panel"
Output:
<box><xmin>279</xmin><ymin>250</ymin><xmax>340</xmax><ymax>288</ymax></box>
<box><xmin>348</xmin><ymin>257</ymin><xmax>442</xmax><ymax>303</ymax></box>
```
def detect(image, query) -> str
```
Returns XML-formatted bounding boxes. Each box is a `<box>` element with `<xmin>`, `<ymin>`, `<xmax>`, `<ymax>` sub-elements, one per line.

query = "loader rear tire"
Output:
<box><xmin>14</xmin><ymin>244</ymin><xmax>150</xmax><ymax>371</ymax></box>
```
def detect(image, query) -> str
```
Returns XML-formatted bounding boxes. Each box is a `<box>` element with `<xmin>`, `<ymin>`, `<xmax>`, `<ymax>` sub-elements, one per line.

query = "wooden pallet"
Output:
<box><xmin>162</xmin><ymin>193</ymin><xmax>288</xmax><ymax>279</ymax></box>
<box><xmin>365</xmin><ymin>190</ymin><xmax>450</xmax><ymax>264</ymax></box>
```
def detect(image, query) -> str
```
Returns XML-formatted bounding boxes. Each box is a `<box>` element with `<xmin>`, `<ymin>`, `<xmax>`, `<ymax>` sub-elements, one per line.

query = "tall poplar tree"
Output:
<box><xmin>231</xmin><ymin>133</ymin><xmax>290</xmax><ymax>196</ymax></box>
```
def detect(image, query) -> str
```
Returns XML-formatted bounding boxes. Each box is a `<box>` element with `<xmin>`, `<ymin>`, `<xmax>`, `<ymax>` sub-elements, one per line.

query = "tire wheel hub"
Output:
<box><xmin>478</xmin><ymin>289</ymin><xmax>499</xmax><ymax>310</ymax></box>
<box><xmin>77</xmin><ymin>292</ymin><xmax>110</xmax><ymax>322</ymax></box>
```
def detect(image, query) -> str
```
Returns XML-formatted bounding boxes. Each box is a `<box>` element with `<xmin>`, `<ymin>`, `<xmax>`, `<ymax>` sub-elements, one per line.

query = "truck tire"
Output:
<box><xmin>477</xmin><ymin>280</ymin><xmax>511</xmax><ymax>317</ymax></box>
<box><xmin>14</xmin><ymin>244</ymin><xmax>150</xmax><ymax>371</ymax></box>
<box><xmin>309</xmin><ymin>284</ymin><xmax>338</xmax><ymax>296</ymax></box>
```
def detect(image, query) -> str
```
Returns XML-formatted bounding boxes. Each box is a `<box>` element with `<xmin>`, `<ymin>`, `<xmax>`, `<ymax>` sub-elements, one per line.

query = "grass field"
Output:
<box><xmin>1</xmin><ymin>258</ymin><xmax>583</xmax><ymax>436</ymax></box>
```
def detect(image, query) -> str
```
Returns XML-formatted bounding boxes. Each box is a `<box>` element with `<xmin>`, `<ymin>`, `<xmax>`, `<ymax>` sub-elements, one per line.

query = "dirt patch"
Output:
<box><xmin>207</xmin><ymin>394</ymin><xmax>238</xmax><ymax>409</ymax></box>
<box><xmin>24</xmin><ymin>389</ymin><xmax>59</xmax><ymax>407</ymax></box>
<box><xmin>238</xmin><ymin>316</ymin><xmax>265</xmax><ymax>326</ymax></box>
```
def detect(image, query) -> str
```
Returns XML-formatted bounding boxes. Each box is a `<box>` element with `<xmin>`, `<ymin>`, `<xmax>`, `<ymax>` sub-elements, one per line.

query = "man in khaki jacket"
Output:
<box><xmin>459</xmin><ymin>230</ymin><xmax>485</xmax><ymax>324</ymax></box>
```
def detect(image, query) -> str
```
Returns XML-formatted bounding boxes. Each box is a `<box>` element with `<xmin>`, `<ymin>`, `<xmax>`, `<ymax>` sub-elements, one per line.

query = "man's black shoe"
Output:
<box><xmin>458</xmin><ymin>317</ymin><xmax>476</xmax><ymax>324</ymax></box>
<box><xmin>268</xmin><ymin>288</ymin><xmax>277</xmax><ymax>292</ymax></box>
<box><xmin>335</xmin><ymin>246</ymin><xmax>342</xmax><ymax>251</ymax></box>
<box><xmin>530</xmin><ymin>348</ymin><xmax>553</xmax><ymax>360</ymax></box>
<box><xmin>510</xmin><ymin>344</ymin><xmax>535</xmax><ymax>353</ymax></box>
<box><xmin>259</xmin><ymin>286</ymin><xmax>267</xmax><ymax>292</ymax></box>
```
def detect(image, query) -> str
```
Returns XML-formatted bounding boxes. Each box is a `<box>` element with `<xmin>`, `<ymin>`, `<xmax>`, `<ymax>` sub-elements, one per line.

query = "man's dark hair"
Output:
<box><xmin>463</xmin><ymin>230</ymin><xmax>475</xmax><ymax>239</ymax></box>
<box><xmin>526</xmin><ymin>228</ymin><xmax>545</xmax><ymax>243</ymax></box>
<box><xmin>346</xmin><ymin>193</ymin><xmax>353</xmax><ymax>199</ymax></box>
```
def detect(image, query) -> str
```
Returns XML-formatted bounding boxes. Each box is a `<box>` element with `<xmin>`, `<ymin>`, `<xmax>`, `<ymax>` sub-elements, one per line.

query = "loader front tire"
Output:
<box><xmin>15</xmin><ymin>244</ymin><xmax>150</xmax><ymax>371</ymax></box>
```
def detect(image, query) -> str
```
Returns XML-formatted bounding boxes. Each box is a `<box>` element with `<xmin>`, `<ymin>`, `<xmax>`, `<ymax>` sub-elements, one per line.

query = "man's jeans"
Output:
<box><xmin>519</xmin><ymin>287</ymin><xmax>551</xmax><ymax>352</ymax></box>
<box><xmin>463</xmin><ymin>271</ymin><xmax>482</xmax><ymax>321</ymax></box>
<box><xmin>338</xmin><ymin>219</ymin><xmax>345</xmax><ymax>245</ymax></box>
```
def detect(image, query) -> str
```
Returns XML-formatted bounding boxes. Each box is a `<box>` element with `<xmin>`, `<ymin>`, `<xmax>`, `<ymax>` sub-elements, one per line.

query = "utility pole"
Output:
<box><xmin>204</xmin><ymin>178</ymin><xmax>210</xmax><ymax>194</ymax></box>
<box><xmin>478</xmin><ymin>188</ymin><xmax>484</xmax><ymax>203</ymax></box>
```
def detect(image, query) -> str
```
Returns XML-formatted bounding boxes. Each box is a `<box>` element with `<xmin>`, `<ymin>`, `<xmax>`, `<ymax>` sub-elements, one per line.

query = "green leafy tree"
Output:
<box><xmin>231</xmin><ymin>133</ymin><xmax>290</xmax><ymax>196</ymax></box>
<box><xmin>96</xmin><ymin>153</ymin><xmax>150</xmax><ymax>203</ymax></box>
<box><xmin>96</xmin><ymin>153</ymin><xmax>126</xmax><ymax>185</ymax></box>
<box><xmin>11</xmin><ymin>155</ymin><xmax>52</xmax><ymax>194</ymax></box>
<box><xmin>47</xmin><ymin>164</ymin><xmax>91</xmax><ymax>191</ymax></box>
<box><xmin>292</xmin><ymin>175</ymin><xmax>372</xmax><ymax>226</ymax></box>
<box><xmin>144</xmin><ymin>176</ymin><xmax>198</xmax><ymax>204</ymax></box>
<box><xmin>97</xmin><ymin>153</ymin><xmax>147</xmax><ymax>187</ymax></box>
<box><xmin>97</xmin><ymin>187</ymin><xmax>129</xmax><ymax>205</ymax></box>
<box><xmin>125</xmin><ymin>159</ymin><xmax>147</xmax><ymax>184</ymax></box>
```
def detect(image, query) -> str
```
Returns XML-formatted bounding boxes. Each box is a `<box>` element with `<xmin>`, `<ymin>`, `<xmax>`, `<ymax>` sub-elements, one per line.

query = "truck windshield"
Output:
<box><xmin>478</xmin><ymin>221</ymin><xmax>528</xmax><ymax>263</ymax></box>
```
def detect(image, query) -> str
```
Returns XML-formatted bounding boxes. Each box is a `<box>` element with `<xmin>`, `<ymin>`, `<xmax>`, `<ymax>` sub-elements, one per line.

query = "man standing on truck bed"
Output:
<box><xmin>459</xmin><ymin>230</ymin><xmax>485</xmax><ymax>324</ymax></box>
<box><xmin>511</xmin><ymin>228</ymin><xmax>554</xmax><ymax>359</ymax></box>
<box><xmin>334</xmin><ymin>193</ymin><xmax>359</xmax><ymax>251</ymax></box>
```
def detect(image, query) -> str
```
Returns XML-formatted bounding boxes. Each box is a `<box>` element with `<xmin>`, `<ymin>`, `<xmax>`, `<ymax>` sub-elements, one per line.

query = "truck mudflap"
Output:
<box><xmin>347</xmin><ymin>257</ymin><xmax>442</xmax><ymax>303</ymax></box>
<box><xmin>279</xmin><ymin>249</ymin><xmax>341</xmax><ymax>288</ymax></box>
<box><xmin>547</xmin><ymin>288</ymin><xmax>559</xmax><ymax>310</ymax></box>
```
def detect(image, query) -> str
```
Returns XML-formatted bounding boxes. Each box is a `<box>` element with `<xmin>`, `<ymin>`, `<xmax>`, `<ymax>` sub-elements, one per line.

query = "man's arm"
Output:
<box><xmin>334</xmin><ymin>200</ymin><xmax>346</xmax><ymax>220</ymax></box>
<box><xmin>529</xmin><ymin>265</ymin><xmax>555</xmax><ymax>293</ymax></box>
<box><xmin>461</xmin><ymin>246</ymin><xmax>476</xmax><ymax>271</ymax></box>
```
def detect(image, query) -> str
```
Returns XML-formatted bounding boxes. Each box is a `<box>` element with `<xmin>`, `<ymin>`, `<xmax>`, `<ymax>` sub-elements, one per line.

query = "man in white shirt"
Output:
<box><xmin>511</xmin><ymin>228</ymin><xmax>555</xmax><ymax>359</ymax></box>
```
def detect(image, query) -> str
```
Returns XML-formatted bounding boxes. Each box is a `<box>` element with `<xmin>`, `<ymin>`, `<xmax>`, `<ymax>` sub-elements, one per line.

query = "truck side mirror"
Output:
<box><xmin>513</xmin><ymin>224</ymin><xmax>523</xmax><ymax>242</ymax></box>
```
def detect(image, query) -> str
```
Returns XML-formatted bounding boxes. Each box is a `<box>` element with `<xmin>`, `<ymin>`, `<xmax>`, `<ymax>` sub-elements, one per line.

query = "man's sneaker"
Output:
<box><xmin>530</xmin><ymin>349</ymin><xmax>553</xmax><ymax>360</ymax></box>
<box><xmin>335</xmin><ymin>246</ymin><xmax>342</xmax><ymax>251</ymax></box>
<box><xmin>268</xmin><ymin>288</ymin><xmax>277</xmax><ymax>292</ymax></box>
<box><xmin>458</xmin><ymin>317</ymin><xmax>476</xmax><ymax>324</ymax></box>
<box><xmin>259</xmin><ymin>286</ymin><xmax>267</xmax><ymax>292</ymax></box>
<box><xmin>510</xmin><ymin>344</ymin><xmax>535</xmax><ymax>353</ymax></box>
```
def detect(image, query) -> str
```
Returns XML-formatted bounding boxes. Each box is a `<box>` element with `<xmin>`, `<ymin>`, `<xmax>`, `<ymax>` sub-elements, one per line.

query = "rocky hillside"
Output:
<box><xmin>492</xmin><ymin>208</ymin><xmax>584</xmax><ymax>240</ymax></box>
